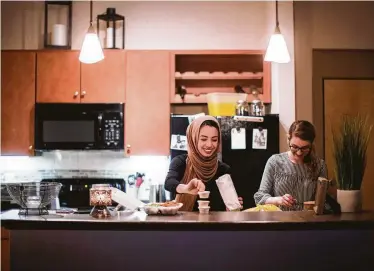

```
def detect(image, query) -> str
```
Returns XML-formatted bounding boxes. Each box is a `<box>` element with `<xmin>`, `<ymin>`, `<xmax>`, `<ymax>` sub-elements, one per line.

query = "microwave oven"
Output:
<box><xmin>35</xmin><ymin>103</ymin><xmax>124</xmax><ymax>151</ymax></box>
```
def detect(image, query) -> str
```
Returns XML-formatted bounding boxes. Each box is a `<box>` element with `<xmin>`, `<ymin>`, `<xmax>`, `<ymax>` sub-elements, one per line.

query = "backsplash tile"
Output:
<box><xmin>0</xmin><ymin>151</ymin><xmax>170</xmax><ymax>184</ymax></box>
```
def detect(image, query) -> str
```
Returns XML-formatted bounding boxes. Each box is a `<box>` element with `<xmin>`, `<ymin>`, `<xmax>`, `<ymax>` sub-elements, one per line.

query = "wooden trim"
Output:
<box><xmin>169</xmin><ymin>49</ymin><xmax>266</xmax><ymax>55</ymax></box>
<box><xmin>262</xmin><ymin>60</ymin><xmax>272</xmax><ymax>102</ymax></box>
<box><xmin>171</xmin><ymin>92</ymin><xmax>270</xmax><ymax>104</ymax></box>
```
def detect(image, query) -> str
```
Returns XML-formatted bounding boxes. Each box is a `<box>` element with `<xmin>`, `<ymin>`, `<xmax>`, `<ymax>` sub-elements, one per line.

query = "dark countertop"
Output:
<box><xmin>1</xmin><ymin>209</ymin><xmax>374</xmax><ymax>231</ymax></box>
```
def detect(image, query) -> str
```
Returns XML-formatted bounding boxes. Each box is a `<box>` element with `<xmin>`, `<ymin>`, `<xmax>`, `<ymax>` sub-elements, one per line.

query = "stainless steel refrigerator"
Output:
<box><xmin>170</xmin><ymin>114</ymin><xmax>279</xmax><ymax>209</ymax></box>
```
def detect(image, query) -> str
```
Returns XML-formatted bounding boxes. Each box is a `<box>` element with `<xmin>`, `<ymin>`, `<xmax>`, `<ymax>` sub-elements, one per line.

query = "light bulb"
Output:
<box><xmin>79</xmin><ymin>25</ymin><xmax>104</xmax><ymax>64</ymax></box>
<box><xmin>264</xmin><ymin>26</ymin><xmax>290</xmax><ymax>64</ymax></box>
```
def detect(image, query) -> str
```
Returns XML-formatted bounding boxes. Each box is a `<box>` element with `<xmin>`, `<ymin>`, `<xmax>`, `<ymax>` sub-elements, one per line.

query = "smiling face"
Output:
<box><xmin>288</xmin><ymin>136</ymin><xmax>312</xmax><ymax>163</ymax></box>
<box><xmin>197</xmin><ymin>125</ymin><xmax>219</xmax><ymax>157</ymax></box>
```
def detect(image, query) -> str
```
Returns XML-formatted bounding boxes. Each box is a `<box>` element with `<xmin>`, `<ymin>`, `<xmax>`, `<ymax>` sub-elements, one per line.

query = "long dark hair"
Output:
<box><xmin>288</xmin><ymin>120</ymin><xmax>318</xmax><ymax>176</ymax></box>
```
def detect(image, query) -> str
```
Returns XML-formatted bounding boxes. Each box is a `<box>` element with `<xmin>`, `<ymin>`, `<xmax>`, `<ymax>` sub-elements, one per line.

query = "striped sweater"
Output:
<box><xmin>254</xmin><ymin>152</ymin><xmax>328</xmax><ymax>211</ymax></box>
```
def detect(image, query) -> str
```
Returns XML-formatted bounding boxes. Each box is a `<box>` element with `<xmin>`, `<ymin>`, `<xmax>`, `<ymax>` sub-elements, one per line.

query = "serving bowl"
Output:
<box><xmin>143</xmin><ymin>201</ymin><xmax>183</xmax><ymax>216</ymax></box>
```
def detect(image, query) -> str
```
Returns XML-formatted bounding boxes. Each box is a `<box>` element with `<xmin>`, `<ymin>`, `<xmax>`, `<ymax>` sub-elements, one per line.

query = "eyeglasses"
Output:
<box><xmin>289</xmin><ymin>144</ymin><xmax>311</xmax><ymax>153</ymax></box>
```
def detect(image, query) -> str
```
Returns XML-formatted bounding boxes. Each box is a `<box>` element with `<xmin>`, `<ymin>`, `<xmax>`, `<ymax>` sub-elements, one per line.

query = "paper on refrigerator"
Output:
<box><xmin>215</xmin><ymin>174</ymin><xmax>241</xmax><ymax>211</ymax></box>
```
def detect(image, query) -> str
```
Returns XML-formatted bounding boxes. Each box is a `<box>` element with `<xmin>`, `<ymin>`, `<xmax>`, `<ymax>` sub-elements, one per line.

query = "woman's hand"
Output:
<box><xmin>266</xmin><ymin>194</ymin><xmax>295</xmax><ymax>207</ymax></box>
<box><xmin>273</xmin><ymin>194</ymin><xmax>295</xmax><ymax>207</ymax></box>
<box><xmin>176</xmin><ymin>178</ymin><xmax>205</xmax><ymax>195</ymax></box>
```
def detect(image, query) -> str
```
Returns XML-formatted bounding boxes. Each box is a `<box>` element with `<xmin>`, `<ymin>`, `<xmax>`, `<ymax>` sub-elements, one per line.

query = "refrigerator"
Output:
<box><xmin>170</xmin><ymin>114</ymin><xmax>279</xmax><ymax>209</ymax></box>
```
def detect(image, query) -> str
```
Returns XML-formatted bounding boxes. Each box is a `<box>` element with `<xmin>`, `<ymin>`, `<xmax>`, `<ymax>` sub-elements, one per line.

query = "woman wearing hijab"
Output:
<box><xmin>164</xmin><ymin>115</ymin><xmax>243</xmax><ymax>211</ymax></box>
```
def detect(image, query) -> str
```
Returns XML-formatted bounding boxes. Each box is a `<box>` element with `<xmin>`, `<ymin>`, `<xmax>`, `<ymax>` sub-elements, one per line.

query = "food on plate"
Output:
<box><xmin>243</xmin><ymin>204</ymin><xmax>282</xmax><ymax>212</ymax></box>
<box><xmin>147</xmin><ymin>201</ymin><xmax>180</xmax><ymax>207</ymax></box>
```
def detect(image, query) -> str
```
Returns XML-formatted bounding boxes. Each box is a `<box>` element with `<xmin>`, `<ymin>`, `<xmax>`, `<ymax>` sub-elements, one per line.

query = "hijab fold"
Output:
<box><xmin>175</xmin><ymin>116</ymin><xmax>221</xmax><ymax>211</ymax></box>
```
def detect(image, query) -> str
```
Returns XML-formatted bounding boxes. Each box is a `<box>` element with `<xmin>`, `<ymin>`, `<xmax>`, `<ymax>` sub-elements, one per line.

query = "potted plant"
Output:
<box><xmin>332</xmin><ymin>114</ymin><xmax>372</xmax><ymax>212</ymax></box>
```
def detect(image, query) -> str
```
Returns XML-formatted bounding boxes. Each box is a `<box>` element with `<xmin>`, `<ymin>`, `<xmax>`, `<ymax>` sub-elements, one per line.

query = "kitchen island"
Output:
<box><xmin>2</xmin><ymin>209</ymin><xmax>374</xmax><ymax>271</ymax></box>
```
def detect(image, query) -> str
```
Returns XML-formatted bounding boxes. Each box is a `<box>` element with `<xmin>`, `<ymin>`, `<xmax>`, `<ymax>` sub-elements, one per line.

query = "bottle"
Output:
<box><xmin>250</xmin><ymin>89</ymin><xmax>265</xmax><ymax>116</ymax></box>
<box><xmin>235</xmin><ymin>100</ymin><xmax>249</xmax><ymax>116</ymax></box>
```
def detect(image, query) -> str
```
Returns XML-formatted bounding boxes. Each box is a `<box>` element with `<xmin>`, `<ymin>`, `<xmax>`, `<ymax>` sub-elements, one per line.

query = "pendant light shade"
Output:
<box><xmin>264</xmin><ymin>0</ymin><xmax>290</xmax><ymax>63</ymax></box>
<box><xmin>79</xmin><ymin>0</ymin><xmax>104</xmax><ymax>64</ymax></box>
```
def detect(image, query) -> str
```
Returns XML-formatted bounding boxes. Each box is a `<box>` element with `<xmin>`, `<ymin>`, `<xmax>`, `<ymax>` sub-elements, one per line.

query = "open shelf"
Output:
<box><xmin>171</xmin><ymin>51</ymin><xmax>271</xmax><ymax>104</ymax></box>
<box><xmin>175</xmin><ymin>72</ymin><xmax>263</xmax><ymax>80</ymax></box>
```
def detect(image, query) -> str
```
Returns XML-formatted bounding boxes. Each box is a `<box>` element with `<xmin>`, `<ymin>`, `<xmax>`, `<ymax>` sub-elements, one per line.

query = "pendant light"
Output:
<box><xmin>264</xmin><ymin>0</ymin><xmax>290</xmax><ymax>63</ymax></box>
<box><xmin>79</xmin><ymin>0</ymin><xmax>104</xmax><ymax>64</ymax></box>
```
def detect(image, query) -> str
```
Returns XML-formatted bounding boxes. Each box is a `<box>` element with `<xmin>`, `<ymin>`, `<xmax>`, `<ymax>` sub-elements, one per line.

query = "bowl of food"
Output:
<box><xmin>143</xmin><ymin>201</ymin><xmax>183</xmax><ymax>215</ymax></box>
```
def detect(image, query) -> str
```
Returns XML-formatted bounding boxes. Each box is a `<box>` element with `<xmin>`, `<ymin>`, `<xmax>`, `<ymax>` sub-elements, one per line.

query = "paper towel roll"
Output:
<box><xmin>106</xmin><ymin>27</ymin><xmax>114</xmax><ymax>48</ymax></box>
<box><xmin>52</xmin><ymin>24</ymin><xmax>67</xmax><ymax>46</ymax></box>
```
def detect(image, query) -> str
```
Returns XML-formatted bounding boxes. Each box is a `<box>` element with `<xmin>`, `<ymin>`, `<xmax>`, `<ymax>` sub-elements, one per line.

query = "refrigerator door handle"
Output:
<box><xmin>233</xmin><ymin>116</ymin><xmax>264</xmax><ymax>122</ymax></box>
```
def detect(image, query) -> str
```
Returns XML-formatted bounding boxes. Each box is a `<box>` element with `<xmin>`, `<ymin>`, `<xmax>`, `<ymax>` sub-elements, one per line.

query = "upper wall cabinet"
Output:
<box><xmin>125</xmin><ymin>51</ymin><xmax>171</xmax><ymax>156</ymax></box>
<box><xmin>1</xmin><ymin>51</ymin><xmax>36</xmax><ymax>155</ymax></box>
<box><xmin>170</xmin><ymin>50</ymin><xmax>271</xmax><ymax>103</ymax></box>
<box><xmin>37</xmin><ymin>50</ymin><xmax>126</xmax><ymax>103</ymax></box>
<box><xmin>81</xmin><ymin>50</ymin><xmax>126</xmax><ymax>103</ymax></box>
<box><xmin>37</xmin><ymin>51</ymin><xmax>80</xmax><ymax>103</ymax></box>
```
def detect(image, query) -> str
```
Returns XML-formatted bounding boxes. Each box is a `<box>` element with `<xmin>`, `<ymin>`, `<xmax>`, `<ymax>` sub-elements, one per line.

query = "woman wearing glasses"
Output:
<box><xmin>254</xmin><ymin>120</ymin><xmax>328</xmax><ymax>211</ymax></box>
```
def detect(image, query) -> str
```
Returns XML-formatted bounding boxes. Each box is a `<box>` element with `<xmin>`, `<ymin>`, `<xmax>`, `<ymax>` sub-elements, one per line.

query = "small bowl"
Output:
<box><xmin>303</xmin><ymin>201</ymin><xmax>315</xmax><ymax>211</ymax></box>
<box><xmin>198</xmin><ymin>206</ymin><xmax>210</xmax><ymax>214</ymax></box>
<box><xmin>198</xmin><ymin>191</ymin><xmax>210</xmax><ymax>199</ymax></box>
<box><xmin>197</xmin><ymin>200</ymin><xmax>210</xmax><ymax>207</ymax></box>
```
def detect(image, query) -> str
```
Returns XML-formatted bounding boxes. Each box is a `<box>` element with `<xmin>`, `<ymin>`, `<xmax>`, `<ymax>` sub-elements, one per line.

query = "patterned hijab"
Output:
<box><xmin>175</xmin><ymin>115</ymin><xmax>221</xmax><ymax>211</ymax></box>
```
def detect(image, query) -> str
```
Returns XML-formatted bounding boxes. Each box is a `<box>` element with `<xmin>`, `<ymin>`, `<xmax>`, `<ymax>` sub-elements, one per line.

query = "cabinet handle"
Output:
<box><xmin>81</xmin><ymin>91</ymin><xmax>87</xmax><ymax>97</ymax></box>
<box><xmin>28</xmin><ymin>145</ymin><xmax>33</xmax><ymax>150</ymax></box>
<box><xmin>74</xmin><ymin>91</ymin><xmax>79</xmax><ymax>97</ymax></box>
<box><xmin>126</xmin><ymin>144</ymin><xmax>131</xmax><ymax>155</ymax></box>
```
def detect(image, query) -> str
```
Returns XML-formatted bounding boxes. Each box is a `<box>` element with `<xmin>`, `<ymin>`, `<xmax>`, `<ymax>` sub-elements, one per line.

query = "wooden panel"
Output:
<box><xmin>1</xmin><ymin>51</ymin><xmax>35</xmax><ymax>155</ymax></box>
<box><xmin>81</xmin><ymin>50</ymin><xmax>126</xmax><ymax>103</ymax></box>
<box><xmin>125</xmin><ymin>51</ymin><xmax>170</xmax><ymax>156</ymax></box>
<box><xmin>1</xmin><ymin>239</ymin><xmax>10</xmax><ymax>271</ymax></box>
<box><xmin>1</xmin><ymin>227</ymin><xmax>10</xmax><ymax>271</ymax></box>
<box><xmin>36</xmin><ymin>51</ymin><xmax>80</xmax><ymax>103</ymax></box>
<box><xmin>324</xmin><ymin>79</ymin><xmax>374</xmax><ymax>210</ymax></box>
<box><xmin>262</xmin><ymin>60</ymin><xmax>271</xmax><ymax>103</ymax></box>
<box><xmin>1</xmin><ymin>227</ymin><xmax>9</xmax><ymax>239</ymax></box>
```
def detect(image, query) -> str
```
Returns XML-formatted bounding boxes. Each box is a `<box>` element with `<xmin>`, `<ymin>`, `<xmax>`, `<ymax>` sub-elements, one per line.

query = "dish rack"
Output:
<box><xmin>6</xmin><ymin>182</ymin><xmax>62</xmax><ymax>215</ymax></box>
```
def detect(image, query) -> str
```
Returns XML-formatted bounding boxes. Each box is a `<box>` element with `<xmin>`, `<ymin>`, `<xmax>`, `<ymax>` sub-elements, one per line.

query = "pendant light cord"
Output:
<box><xmin>275</xmin><ymin>0</ymin><xmax>279</xmax><ymax>27</ymax></box>
<box><xmin>90</xmin><ymin>0</ymin><xmax>93</xmax><ymax>25</ymax></box>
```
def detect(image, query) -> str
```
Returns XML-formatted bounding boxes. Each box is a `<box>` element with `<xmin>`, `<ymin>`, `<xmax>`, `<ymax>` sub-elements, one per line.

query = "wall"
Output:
<box><xmin>294</xmin><ymin>1</ymin><xmax>374</xmax><ymax>156</ymax></box>
<box><xmin>0</xmin><ymin>1</ymin><xmax>294</xmax><ymax>185</ymax></box>
<box><xmin>1</xmin><ymin>1</ymin><xmax>295</xmax><ymax>152</ymax></box>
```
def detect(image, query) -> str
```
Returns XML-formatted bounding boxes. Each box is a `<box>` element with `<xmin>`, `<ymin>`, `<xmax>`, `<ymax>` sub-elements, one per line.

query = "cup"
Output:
<box><xmin>198</xmin><ymin>206</ymin><xmax>210</xmax><ymax>214</ymax></box>
<box><xmin>197</xmin><ymin>200</ymin><xmax>210</xmax><ymax>208</ymax></box>
<box><xmin>198</xmin><ymin>191</ymin><xmax>210</xmax><ymax>199</ymax></box>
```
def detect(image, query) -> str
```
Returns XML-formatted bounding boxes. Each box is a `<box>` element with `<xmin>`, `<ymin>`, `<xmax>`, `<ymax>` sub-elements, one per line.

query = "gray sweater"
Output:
<box><xmin>254</xmin><ymin>152</ymin><xmax>328</xmax><ymax>211</ymax></box>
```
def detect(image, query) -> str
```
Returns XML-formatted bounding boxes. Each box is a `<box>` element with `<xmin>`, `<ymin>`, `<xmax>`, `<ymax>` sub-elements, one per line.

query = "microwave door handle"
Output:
<box><xmin>98</xmin><ymin>114</ymin><xmax>103</xmax><ymax>141</ymax></box>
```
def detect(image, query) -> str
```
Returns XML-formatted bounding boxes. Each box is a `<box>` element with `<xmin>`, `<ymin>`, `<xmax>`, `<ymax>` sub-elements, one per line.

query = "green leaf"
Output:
<box><xmin>331</xmin><ymin>114</ymin><xmax>372</xmax><ymax>190</ymax></box>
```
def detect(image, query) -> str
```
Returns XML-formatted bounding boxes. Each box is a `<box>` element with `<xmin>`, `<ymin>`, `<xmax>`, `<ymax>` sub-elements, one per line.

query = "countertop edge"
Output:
<box><xmin>2</xmin><ymin>219</ymin><xmax>374</xmax><ymax>231</ymax></box>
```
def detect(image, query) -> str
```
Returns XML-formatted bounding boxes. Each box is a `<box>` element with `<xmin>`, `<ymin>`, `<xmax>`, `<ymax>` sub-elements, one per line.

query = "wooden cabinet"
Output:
<box><xmin>1</xmin><ymin>227</ymin><xmax>10</xmax><ymax>271</ymax></box>
<box><xmin>37</xmin><ymin>50</ymin><xmax>126</xmax><ymax>103</ymax></box>
<box><xmin>81</xmin><ymin>50</ymin><xmax>126</xmax><ymax>103</ymax></box>
<box><xmin>170</xmin><ymin>50</ymin><xmax>271</xmax><ymax>103</ymax></box>
<box><xmin>125</xmin><ymin>51</ymin><xmax>170</xmax><ymax>156</ymax></box>
<box><xmin>1</xmin><ymin>51</ymin><xmax>36</xmax><ymax>155</ymax></box>
<box><xmin>36</xmin><ymin>51</ymin><xmax>80</xmax><ymax>103</ymax></box>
